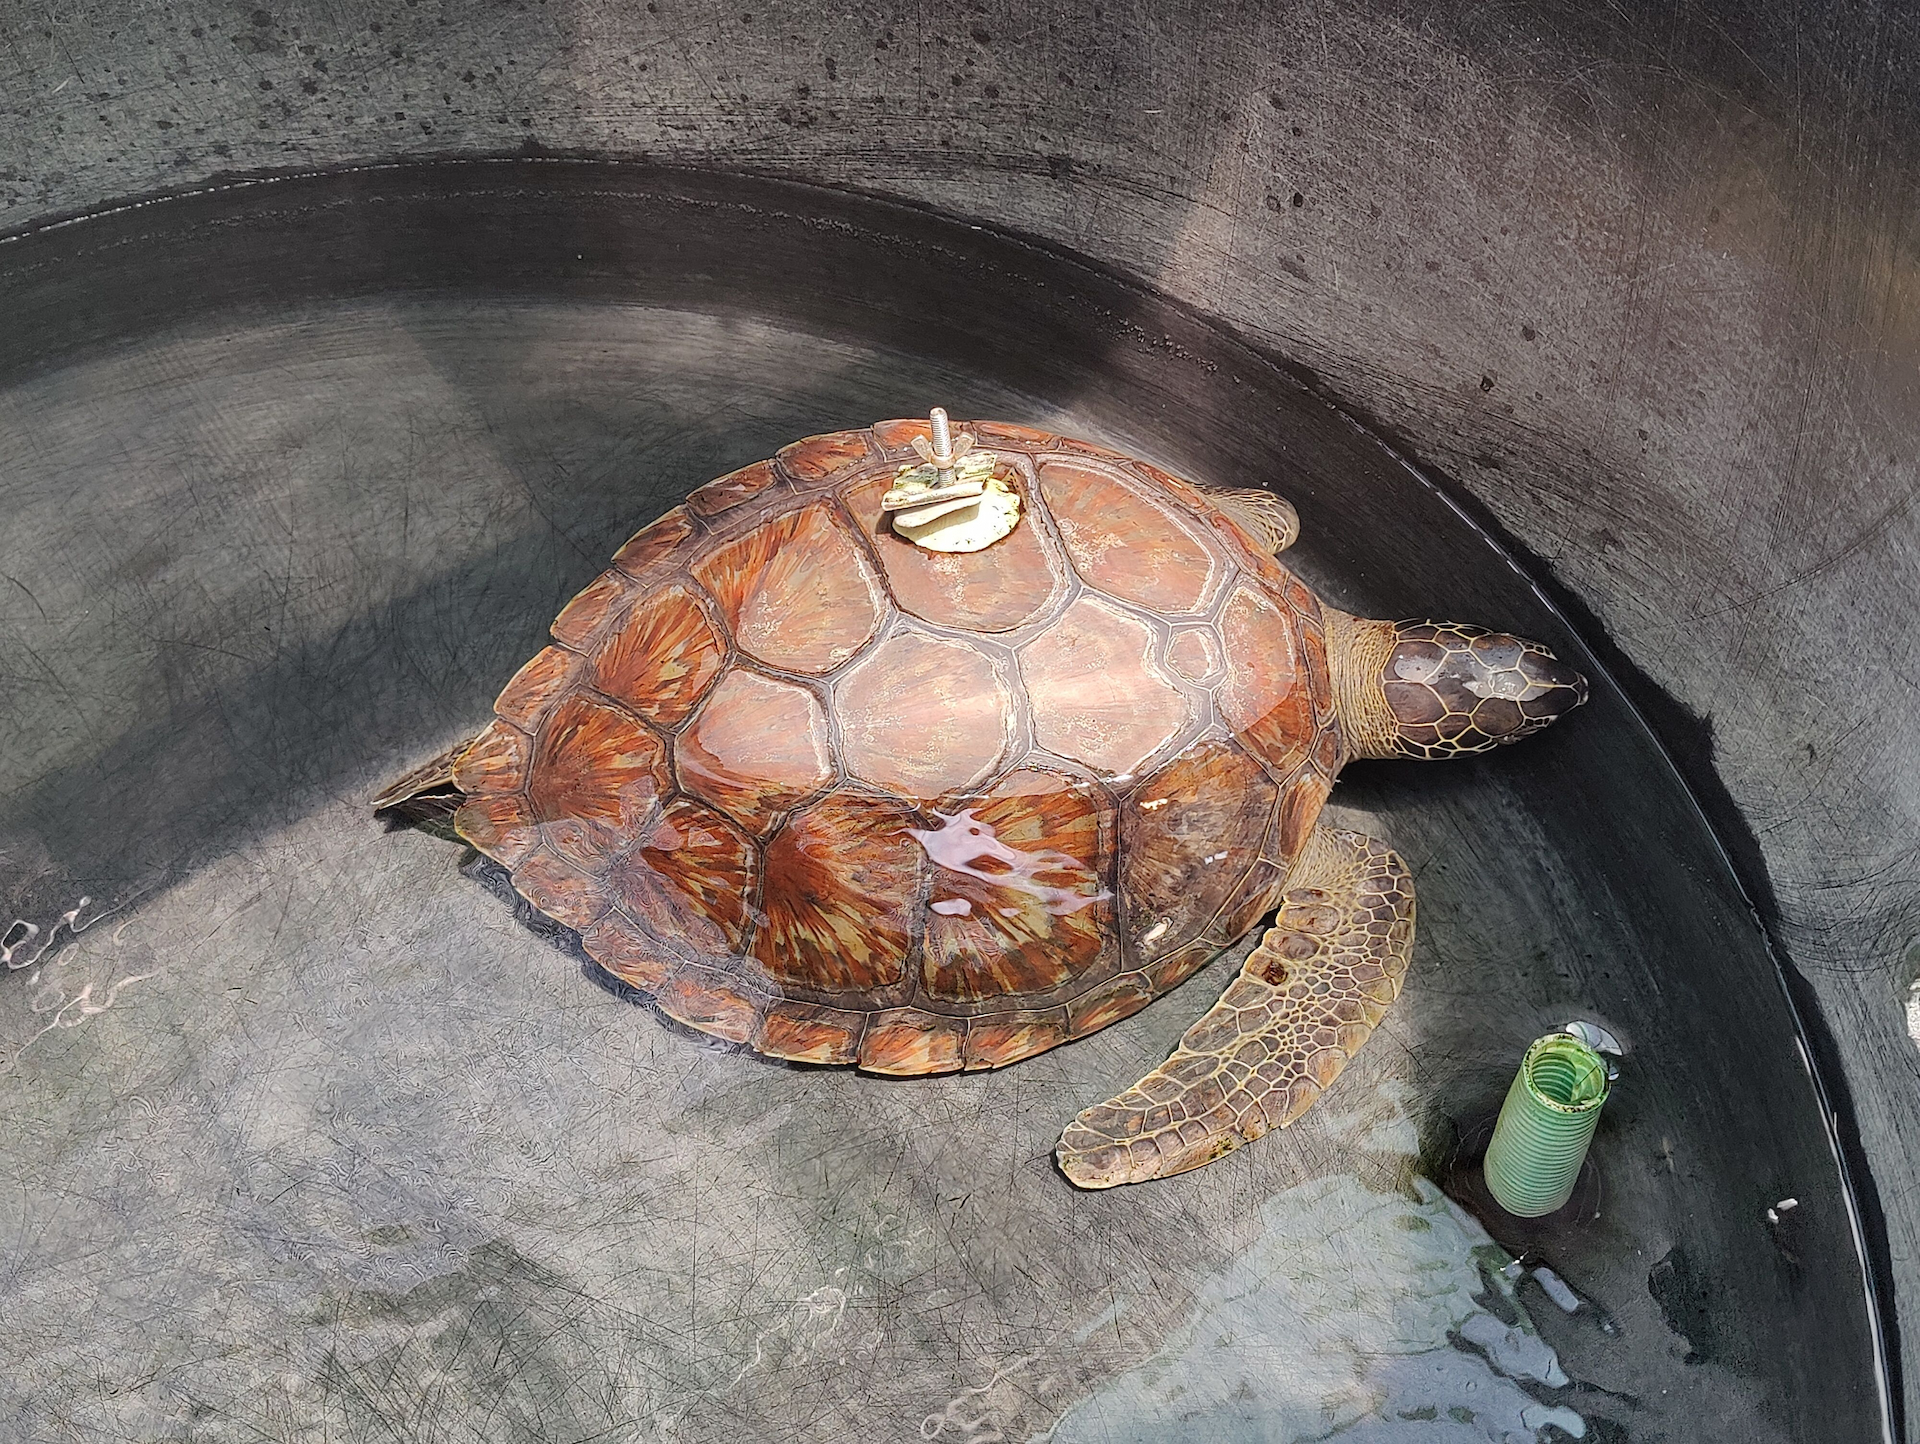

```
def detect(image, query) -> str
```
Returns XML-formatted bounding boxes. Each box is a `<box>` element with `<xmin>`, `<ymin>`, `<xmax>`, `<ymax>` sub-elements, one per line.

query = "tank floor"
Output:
<box><xmin>0</xmin><ymin>165</ymin><xmax>1878</xmax><ymax>1441</ymax></box>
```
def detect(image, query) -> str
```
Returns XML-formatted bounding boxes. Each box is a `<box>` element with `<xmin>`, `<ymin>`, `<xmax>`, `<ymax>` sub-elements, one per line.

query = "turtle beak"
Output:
<box><xmin>1519</xmin><ymin>648</ymin><xmax>1589</xmax><ymax>718</ymax></box>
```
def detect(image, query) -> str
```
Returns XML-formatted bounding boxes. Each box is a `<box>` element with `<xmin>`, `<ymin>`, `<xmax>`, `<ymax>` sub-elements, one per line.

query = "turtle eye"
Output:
<box><xmin>1381</xmin><ymin>625</ymin><xmax>1587</xmax><ymax>759</ymax></box>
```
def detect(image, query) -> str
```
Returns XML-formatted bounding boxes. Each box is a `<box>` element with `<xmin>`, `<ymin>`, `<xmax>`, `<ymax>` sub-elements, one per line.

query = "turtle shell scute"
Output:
<box><xmin>675</xmin><ymin>668</ymin><xmax>835</xmax><ymax>835</ymax></box>
<box><xmin>1038</xmin><ymin>458</ymin><xmax>1220</xmax><ymax>615</ymax></box>
<box><xmin>858</xmin><ymin>1007</ymin><xmax>966</xmax><ymax>1075</ymax></box>
<box><xmin>777</xmin><ymin>429</ymin><xmax>876</xmax><ymax>486</ymax></box>
<box><xmin>612</xmin><ymin>510</ymin><xmax>698</xmax><ymax>580</ymax></box>
<box><xmin>916</xmin><ymin>768</ymin><xmax>1112</xmax><ymax>1003</ymax></box>
<box><xmin>754</xmin><ymin>791</ymin><xmax>923</xmax><ymax>994</ymax></box>
<box><xmin>692</xmin><ymin>501</ymin><xmax>884</xmax><ymax>674</ymax></box>
<box><xmin>494</xmin><ymin>646</ymin><xmax>578</xmax><ymax>732</ymax></box>
<box><xmin>551</xmin><ymin>570</ymin><xmax>634</xmax><ymax>651</ymax></box>
<box><xmin>685</xmin><ymin>460</ymin><xmax>781</xmax><ymax>520</ymax></box>
<box><xmin>588</xmin><ymin>584</ymin><xmax>724</xmax><ymax>729</ymax></box>
<box><xmin>524</xmin><ymin>695</ymin><xmax>671</xmax><ymax>863</ymax></box>
<box><xmin>605</xmin><ymin>797</ymin><xmax>756</xmax><ymax>958</ymax></box>
<box><xmin>1121</xmin><ymin>734</ymin><xmax>1277</xmax><ymax>962</ymax></box>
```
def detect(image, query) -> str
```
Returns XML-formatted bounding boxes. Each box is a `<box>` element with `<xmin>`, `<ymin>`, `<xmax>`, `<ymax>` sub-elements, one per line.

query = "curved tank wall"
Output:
<box><xmin>1</xmin><ymin>0</ymin><xmax>1915</xmax><ymax>1436</ymax></box>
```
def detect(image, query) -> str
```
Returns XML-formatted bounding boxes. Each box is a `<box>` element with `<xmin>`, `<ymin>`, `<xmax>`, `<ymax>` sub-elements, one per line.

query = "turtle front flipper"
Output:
<box><xmin>1207</xmin><ymin>486</ymin><xmax>1299</xmax><ymax>553</ymax></box>
<box><xmin>1056</xmin><ymin>826</ymin><xmax>1413</xmax><ymax>1189</ymax></box>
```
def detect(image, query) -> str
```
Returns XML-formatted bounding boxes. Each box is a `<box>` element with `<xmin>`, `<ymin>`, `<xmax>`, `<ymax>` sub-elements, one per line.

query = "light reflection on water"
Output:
<box><xmin>1037</xmin><ymin>1174</ymin><xmax>1586</xmax><ymax>1443</ymax></box>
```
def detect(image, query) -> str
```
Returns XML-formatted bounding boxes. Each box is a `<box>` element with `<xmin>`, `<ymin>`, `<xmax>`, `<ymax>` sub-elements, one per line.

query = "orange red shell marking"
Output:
<box><xmin>525</xmin><ymin>696</ymin><xmax>670</xmax><ymax>861</ymax></box>
<box><xmin>605</xmin><ymin>797</ymin><xmax>756</xmax><ymax>958</ymax></box>
<box><xmin>589</xmin><ymin>584</ymin><xmax>724</xmax><ymax>730</ymax></box>
<box><xmin>914</xmin><ymin>770</ymin><xmax>1110</xmax><ymax>1002</ymax></box>
<box><xmin>858</xmin><ymin>1007</ymin><xmax>966</xmax><ymax>1075</ymax></box>
<box><xmin>685</xmin><ymin>460</ymin><xmax>780</xmax><ymax>520</ymax></box>
<box><xmin>753</xmin><ymin>792</ymin><xmax>922</xmax><ymax>992</ymax></box>
<box><xmin>493</xmin><ymin>646</ymin><xmax>577</xmax><ymax>732</ymax></box>
<box><xmin>611</xmin><ymin>510</ymin><xmax>697</xmax><ymax>580</ymax></box>
<box><xmin>1121</xmin><ymin>735</ymin><xmax>1277</xmax><ymax>961</ymax></box>
<box><xmin>692</xmin><ymin>501</ymin><xmax>883</xmax><ymax>674</ymax></box>
<box><xmin>550</xmin><ymin>570</ymin><xmax>634</xmax><ymax>651</ymax></box>
<box><xmin>777</xmin><ymin>430</ymin><xmax>875</xmax><ymax>486</ymax></box>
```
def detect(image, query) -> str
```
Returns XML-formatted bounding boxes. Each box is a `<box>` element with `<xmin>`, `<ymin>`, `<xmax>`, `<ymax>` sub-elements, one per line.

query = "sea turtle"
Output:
<box><xmin>376</xmin><ymin>413</ymin><xmax>1587</xmax><ymax>1188</ymax></box>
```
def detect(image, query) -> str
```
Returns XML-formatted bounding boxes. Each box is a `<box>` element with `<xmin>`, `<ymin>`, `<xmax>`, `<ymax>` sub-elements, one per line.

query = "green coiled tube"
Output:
<box><xmin>1484</xmin><ymin>1031</ymin><xmax>1612</xmax><ymax>1218</ymax></box>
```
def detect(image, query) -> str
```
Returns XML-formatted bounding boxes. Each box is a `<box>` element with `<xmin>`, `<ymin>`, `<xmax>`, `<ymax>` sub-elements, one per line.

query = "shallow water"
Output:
<box><xmin>1042</xmin><ymin>1174</ymin><xmax>1585</xmax><ymax>1443</ymax></box>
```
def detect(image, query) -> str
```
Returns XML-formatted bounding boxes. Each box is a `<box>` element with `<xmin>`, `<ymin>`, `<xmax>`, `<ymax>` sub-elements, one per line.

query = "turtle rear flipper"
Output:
<box><xmin>1056</xmin><ymin>825</ymin><xmax>1413</xmax><ymax>1189</ymax></box>
<box><xmin>371</xmin><ymin>736</ymin><xmax>479</xmax><ymax>834</ymax></box>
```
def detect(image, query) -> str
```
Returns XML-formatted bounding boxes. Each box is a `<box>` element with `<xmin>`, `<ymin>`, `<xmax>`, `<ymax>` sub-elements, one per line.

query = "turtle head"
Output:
<box><xmin>1326</xmin><ymin>611</ymin><xmax>1588</xmax><ymax>761</ymax></box>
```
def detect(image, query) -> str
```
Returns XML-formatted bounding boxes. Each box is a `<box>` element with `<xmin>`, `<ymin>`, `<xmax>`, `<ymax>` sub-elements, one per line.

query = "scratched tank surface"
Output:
<box><xmin>0</xmin><ymin>168</ymin><xmax>1880</xmax><ymax>1441</ymax></box>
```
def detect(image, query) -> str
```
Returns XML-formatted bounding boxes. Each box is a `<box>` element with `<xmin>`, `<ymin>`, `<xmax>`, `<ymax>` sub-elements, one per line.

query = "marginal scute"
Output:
<box><xmin>693</xmin><ymin>501</ymin><xmax>885</xmax><ymax>674</ymax></box>
<box><xmin>917</xmin><ymin>769</ymin><xmax>1110</xmax><ymax>1002</ymax></box>
<box><xmin>589</xmin><ymin>584</ymin><xmax>725</xmax><ymax>729</ymax></box>
<box><xmin>857</xmin><ymin>1007</ymin><xmax>966</xmax><ymax>1075</ymax></box>
<box><xmin>451</xmin><ymin>719</ymin><xmax>532</xmax><ymax>795</ymax></box>
<box><xmin>777</xmin><ymin>430</ymin><xmax>876</xmax><ymax>486</ymax></box>
<box><xmin>1019</xmin><ymin>594</ymin><xmax>1191</xmax><ymax>779</ymax></box>
<box><xmin>969</xmin><ymin>420</ymin><xmax>1056</xmax><ymax>449</ymax></box>
<box><xmin>1127</xmin><ymin>458</ymin><xmax>1219</xmax><ymax>519</ymax></box>
<box><xmin>964</xmin><ymin>1008</ymin><xmax>1070</xmax><ymax>1069</ymax></box>
<box><xmin>1143</xmin><ymin>939</ymin><xmax>1214</xmax><ymax>992</ymax></box>
<box><xmin>1122</xmin><ymin>735</ymin><xmax>1277</xmax><ymax>960</ymax></box>
<box><xmin>551</xmin><ymin>570</ymin><xmax>634</xmax><ymax>650</ymax></box>
<box><xmin>837</xmin><ymin>629</ymin><xmax>1013</xmax><ymax>800</ymax></box>
<box><xmin>655</xmin><ymin>966</ymin><xmax>764</xmax><ymax>1044</ymax></box>
<box><xmin>582</xmin><ymin>911</ymin><xmax>672</xmax><ymax>992</ymax></box>
<box><xmin>1039</xmin><ymin>459</ymin><xmax>1219</xmax><ymax>614</ymax></box>
<box><xmin>756</xmin><ymin>1000</ymin><xmax>866</xmax><ymax>1065</ymax></box>
<box><xmin>1052</xmin><ymin>435</ymin><xmax>1131</xmax><ymax>463</ymax></box>
<box><xmin>1283</xmin><ymin>575</ymin><xmax>1318</xmax><ymax>618</ymax></box>
<box><xmin>1067</xmin><ymin>973</ymin><xmax>1154</xmax><ymax>1038</ymax></box>
<box><xmin>848</xmin><ymin>470</ymin><xmax>1061</xmax><ymax>632</ymax></box>
<box><xmin>870</xmin><ymin>417</ymin><xmax>932</xmax><ymax>452</ymax></box>
<box><xmin>686</xmin><ymin>459</ymin><xmax>780</xmax><ymax>519</ymax></box>
<box><xmin>605</xmin><ymin>797</ymin><xmax>755</xmax><ymax>957</ymax></box>
<box><xmin>510</xmin><ymin>848</ymin><xmax>612</xmax><ymax>932</ymax></box>
<box><xmin>1218</xmin><ymin>584</ymin><xmax>1314</xmax><ymax>777</ymax></box>
<box><xmin>1209</xmin><ymin>858</ymin><xmax>1287</xmax><ymax>945</ymax></box>
<box><xmin>1298</xmin><ymin>604</ymin><xmax>1333</xmax><ymax>715</ymax></box>
<box><xmin>1275</xmin><ymin>771</ymin><xmax>1332</xmax><ymax>862</ymax></box>
<box><xmin>611</xmin><ymin>509</ymin><xmax>697</xmax><ymax>580</ymax></box>
<box><xmin>754</xmin><ymin>791</ymin><xmax>922</xmax><ymax>992</ymax></box>
<box><xmin>494</xmin><ymin>645</ymin><xmax>577</xmax><ymax>732</ymax></box>
<box><xmin>1313</xmin><ymin>725</ymin><xmax>1342</xmax><ymax>775</ymax></box>
<box><xmin>675</xmin><ymin>668</ymin><xmax>834</xmax><ymax>833</ymax></box>
<box><xmin>453</xmin><ymin>795</ymin><xmax>539</xmax><ymax>867</ymax></box>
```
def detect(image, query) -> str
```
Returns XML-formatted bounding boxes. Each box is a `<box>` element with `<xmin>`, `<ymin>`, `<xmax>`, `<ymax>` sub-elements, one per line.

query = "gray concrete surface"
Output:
<box><xmin>1</xmin><ymin>0</ymin><xmax>1914</xmax><ymax>1434</ymax></box>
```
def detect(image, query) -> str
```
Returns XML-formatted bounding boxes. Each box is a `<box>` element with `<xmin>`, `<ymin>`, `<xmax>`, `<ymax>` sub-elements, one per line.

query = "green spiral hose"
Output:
<box><xmin>1484</xmin><ymin>1031</ymin><xmax>1612</xmax><ymax>1218</ymax></box>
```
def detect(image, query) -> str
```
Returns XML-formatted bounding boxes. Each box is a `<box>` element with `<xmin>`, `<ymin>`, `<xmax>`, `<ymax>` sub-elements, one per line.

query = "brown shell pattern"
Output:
<box><xmin>453</xmin><ymin>422</ymin><xmax>1339</xmax><ymax>1073</ymax></box>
